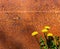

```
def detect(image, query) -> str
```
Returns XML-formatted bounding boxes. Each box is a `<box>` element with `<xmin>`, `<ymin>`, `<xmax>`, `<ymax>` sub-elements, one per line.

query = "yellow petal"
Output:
<box><xmin>32</xmin><ymin>31</ymin><xmax>38</xmax><ymax>36</ymax></box>
<box><xmin>42</xmin><ymin>29</ymin><xmax>48</xmax><ymax>33</ymax></box>
<box><xmin>45</xmin><ymin>26</ymin><xmax>50</xmax><ymax>29</ymax></box>
<box><xmin>47</xmin><ymin>33</ymin><xmax>53</xmax><ymax>36</ymax></box>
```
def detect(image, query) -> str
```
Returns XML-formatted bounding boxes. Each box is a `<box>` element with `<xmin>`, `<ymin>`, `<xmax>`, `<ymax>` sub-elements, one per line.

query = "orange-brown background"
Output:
<box><xmin>0</xmin><ymin>0</ymin><xmax>60</xmax><ymax>49</ymax></box>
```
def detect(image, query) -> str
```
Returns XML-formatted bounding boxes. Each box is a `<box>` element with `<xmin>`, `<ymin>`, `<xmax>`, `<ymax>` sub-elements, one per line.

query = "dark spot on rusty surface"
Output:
<box><xmin>0</xmin><ymin>4</ymin><xmax>5</xmax><ymax>10</ymax></box>
<box><xmin>34</xmin><ymin>0</ymin><xmax>38</xmax><ymax>2</ymax></box>
<box><xmin>0</xmin><ymin>31</ymin><xmax>7</xmax><ymax>43</ymax></box>
<box><xmin>6</xmin><ymin>40</ymin><xmax>26</xmax><ymax>49</ymax></box>
<box><xmin>21</xmin><ymin>24</ymin><xmax>36</xmax><ymax>35</ymax></box>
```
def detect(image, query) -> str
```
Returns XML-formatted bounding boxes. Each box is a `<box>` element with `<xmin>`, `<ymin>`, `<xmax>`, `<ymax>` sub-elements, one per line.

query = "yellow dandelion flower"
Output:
<box><xmin>47</xmin><ymin>33</ymin><xmax>53</xmax><ymax>36</ymax></box>
<box><xmin>32</xmin><ymin>31</ymin><xmax>38</xmax><ymax>36</ymax></box>
<box><xmin>42</xmin><ymin>29</ymin><xmax>48</xmax><ymax>33</ymax></box>
<box><xmin>44</xmin><ymin>26</ymin><xmax>50</xmax><ymax>29</ymax></box>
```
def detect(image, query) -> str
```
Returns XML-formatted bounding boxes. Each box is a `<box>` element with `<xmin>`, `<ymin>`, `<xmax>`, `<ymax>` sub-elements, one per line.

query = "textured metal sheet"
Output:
<box><xmin>0</xmin><ymin>0</ymin><xmax>60</xmax><ymax>49</ymax></box>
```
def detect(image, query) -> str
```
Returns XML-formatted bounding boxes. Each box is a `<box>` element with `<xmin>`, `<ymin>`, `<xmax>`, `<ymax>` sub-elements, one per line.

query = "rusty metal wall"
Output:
<box><xmin>0</xmin><ymin>0</ymin><xmax>60</xmax><ymax>49</ymax></box>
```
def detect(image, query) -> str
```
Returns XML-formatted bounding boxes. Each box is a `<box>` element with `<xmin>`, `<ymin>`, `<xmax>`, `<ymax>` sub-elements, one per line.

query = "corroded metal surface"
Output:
<box><xmin>0</xmin><ymin>0</ymin><xmax>60</xmax><ymax>49</ymax></box>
